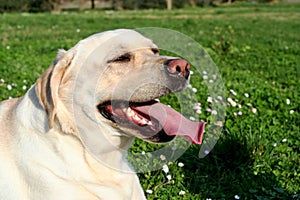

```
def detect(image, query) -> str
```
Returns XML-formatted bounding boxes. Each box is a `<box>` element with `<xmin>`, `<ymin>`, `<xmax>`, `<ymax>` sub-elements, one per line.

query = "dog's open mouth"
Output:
<box><xmin>97</xmin><ymin>100</ymin><xmax>206</xmax><ymax>144</ymax></box>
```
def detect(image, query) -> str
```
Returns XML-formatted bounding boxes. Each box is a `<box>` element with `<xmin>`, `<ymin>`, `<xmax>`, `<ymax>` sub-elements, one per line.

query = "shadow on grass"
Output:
<box><xmin>179</xmin><ymin>130</ymin><xmax>293</xmax><ymax>199</ymax></box>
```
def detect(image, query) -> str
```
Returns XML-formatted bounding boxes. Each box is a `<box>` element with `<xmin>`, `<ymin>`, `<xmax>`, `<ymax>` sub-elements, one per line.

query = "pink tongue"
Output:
<box><xmin>134</xmin><ymin>102</ymin><xmax>206</xmax><ymax>144</ymax></box>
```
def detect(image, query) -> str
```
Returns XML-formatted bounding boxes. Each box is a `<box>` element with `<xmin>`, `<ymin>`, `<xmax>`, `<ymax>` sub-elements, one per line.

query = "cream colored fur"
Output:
<box><xmin>0</xmin><ymin>29</ymin><xmax>165</xmax><ymax>200</ymax></box>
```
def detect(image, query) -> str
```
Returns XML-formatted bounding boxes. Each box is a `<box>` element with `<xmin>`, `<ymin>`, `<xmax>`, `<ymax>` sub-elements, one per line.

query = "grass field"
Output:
<box><xmin>1</xmin><ymin>2</ymin><xmax>299</xmax><ymax>199</ymax></box>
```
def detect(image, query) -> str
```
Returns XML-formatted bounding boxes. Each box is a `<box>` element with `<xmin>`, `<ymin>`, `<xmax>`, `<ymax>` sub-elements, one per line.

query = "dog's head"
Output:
<box><xmin>36</xmin><ymin>29</ymin><xmax>205</xmax><ymax>149</ymax></box>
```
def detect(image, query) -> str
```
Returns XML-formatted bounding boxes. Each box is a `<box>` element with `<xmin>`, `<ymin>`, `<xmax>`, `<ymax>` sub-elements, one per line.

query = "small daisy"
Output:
<box><xmin>166</xmin><ymin>175</ymin><xmax>172</xmax><ymax>180</ymax></box>
<box><xmin>282</xmin><ymin>138</ymin><xmax>287</xmax><ymax>143</ymax></box>
<box><xmin>146</xmin><ymin>189</ymin><xmax>153</xmax><ymax>194</ymax></box>
<box><xmin>189</xmin><ymin>116</ymin><xmax>195</xmax><ymax>121</ymax></box>
<box><xmin>162</xmin><ymin>164</ymin><xmax>169</xmax><ymax>174</ymax></box>
<box><xmin>160</xmin><ymin>154</ymin><xmax>166</xmax><ymax>161</ymax></box>
<box><xmin>178</xmin><ymin>162</ymin><xmax>184</xmax><ymax>167</ymax></box>
<box><xmin>7</xmin><ymin>84</ymin><xmax>12</xmax><ymax>90</ymax></box>
<box><xmin>230</xmin><ymin>89</ymin><xmax>237</xmax><ymax>96</ymax></box>
<box><xmin>207</xmin><ymin>96</ymin><xmax>213</xmax><ymax>103</ymax></box>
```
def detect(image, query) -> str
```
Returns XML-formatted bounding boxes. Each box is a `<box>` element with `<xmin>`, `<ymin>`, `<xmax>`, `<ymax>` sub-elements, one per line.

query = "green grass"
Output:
<box><xmin>1</xmin><ymin>3</ymin><xmax>300</xmax><ymax>199</ymax></box>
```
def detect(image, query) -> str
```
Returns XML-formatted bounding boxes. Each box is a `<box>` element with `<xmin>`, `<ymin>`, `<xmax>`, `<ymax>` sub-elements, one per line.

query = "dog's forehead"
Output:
<box><xmin>81</xmin><ymin>29</ymin><xmax>157</xmax><ymax>51</ymax></box>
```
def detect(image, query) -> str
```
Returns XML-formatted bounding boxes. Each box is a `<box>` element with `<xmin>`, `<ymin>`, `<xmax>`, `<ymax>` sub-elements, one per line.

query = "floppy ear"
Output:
<box><xmin>36</xmin><ymin>49</ymin><xmax>74</xmax><ymax>129</ymax></box>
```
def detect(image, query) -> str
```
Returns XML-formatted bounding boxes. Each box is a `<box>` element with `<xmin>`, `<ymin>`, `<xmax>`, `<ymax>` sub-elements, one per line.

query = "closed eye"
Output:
<box><xmin>113</xmin><ymin>53</ymin><xmax>131</xmax><ymax>62</ymax></box>
<box><xmin>152</xmin><ymin>48</ymin><xmax>159</xmax><ymax>55</ymax></box>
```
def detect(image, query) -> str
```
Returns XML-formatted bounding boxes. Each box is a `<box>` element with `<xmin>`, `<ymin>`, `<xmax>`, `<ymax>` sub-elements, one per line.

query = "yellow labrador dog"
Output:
<box><xmin>0</xmin><ymin>29</ymin><xmax>205</xmax><ymax>200</ymax></box>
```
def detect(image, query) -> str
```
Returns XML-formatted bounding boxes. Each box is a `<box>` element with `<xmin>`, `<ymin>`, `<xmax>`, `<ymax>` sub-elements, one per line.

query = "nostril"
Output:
<box><xmin>176</xmin><ymin>66</ymin><xmax>181</xmax><ymax>73</ymax></box>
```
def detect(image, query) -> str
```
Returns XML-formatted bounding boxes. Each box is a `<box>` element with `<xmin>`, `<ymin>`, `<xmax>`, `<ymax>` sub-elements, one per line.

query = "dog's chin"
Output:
<box><xmin>97</xmin><ymin>100</ymin><xmax>175</xmax><ymax>143</ymax></box>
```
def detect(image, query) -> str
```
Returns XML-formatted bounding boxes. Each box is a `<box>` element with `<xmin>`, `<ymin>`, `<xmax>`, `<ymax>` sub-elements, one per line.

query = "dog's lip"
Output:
<box><xmin>97</xmin><ymin>100</ymin><xmax>206</xmax><ymax>144</ymax></box>
<box><xmin>97</xmin><ymin>100</ymin><xmax>162</xmax><ymax>133</ymax></box>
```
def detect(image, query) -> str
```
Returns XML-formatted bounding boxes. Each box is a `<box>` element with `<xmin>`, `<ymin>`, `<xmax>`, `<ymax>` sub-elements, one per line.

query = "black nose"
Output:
<box><xmin>164</xmin><ymin>59</ymin><xmax>190</xmax><ymax>80</ymax></box>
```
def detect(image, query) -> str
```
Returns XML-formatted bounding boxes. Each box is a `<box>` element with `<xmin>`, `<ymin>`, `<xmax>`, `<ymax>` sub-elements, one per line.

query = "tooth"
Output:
<box><xmin>133</xmin><ymin>114</ymin><xmax>141</xmax><ymax>121</ymax></box>
<box><xmin>125</xmin><ymin>107</ymin><xmax>135</xmax><ymax>117</ymax></box>
<box><xmin>141</xmin><ymin>118</ymin><xmax>148</xmax><ymax>125</ymax></box>
<box><xmin>129</xmin><ymin>110</ymin><xmax>135</xmax><ymax>117</ymax></box>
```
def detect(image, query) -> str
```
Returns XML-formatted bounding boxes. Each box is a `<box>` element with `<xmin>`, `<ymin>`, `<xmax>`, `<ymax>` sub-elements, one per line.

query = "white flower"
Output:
<box><xmin>252</xmin><ymin>108</ymin><xmax>257</xmax><ymax>114</ymax></box>
<box><xmin>217</xmin><ymin>96</ymin><xmax>223</xmax><ymax>101</ymax></box>
<box><xmin>146</xmin><ymin>189</ymin><xmax>153</xmax><ymax>194</ymax></box>
<box><xmin>190</xmin><ymin>70</ymin><xmax>194</xmax><ymax>75</ymax></box>
<box><xmin>162</xmin><ymin>164</ymin><xmax>169</xmax><ymax>174</ymax></box>
<box><xmin>216</xmin><ymin>121</ymin><xmax>223</xmax><ymax>127</ymax></box>
<box><xmin>273</xmin><ymin>143</ymin><xmax>277</xmax><ymax>147</ymax></box>
<box><xmin>7</xmin><ymin>84</ymin><xmax>12</xmax><ymax>90</ymax></box>
<box><xmin>207</xmin><ymin>96</ymin><xmax>213</xmax><ymax>103</ymax></box>
<box><xmin>193</xmin><ymin>105</ymin><xmax>201</xmax><ymax>111</ymax></box>
<box><xmin>196</xmin><ymin>110</ymin><xmax>202</xmax><ymax>114</ymax></box>
<box><xmin>282</xmin><ymin>138</ymin><xmax>287</xmax><ymax>143</ymax></box>
<box><xmin>286</xmin><ymin>98</ymin><xmax>290</xmax><ymax>105</ymax></box>
<box><xmin>212</xmin><ymin>110</ymin><xmax>218</xmax><ymax>115</ymax></box>
<box><xmin>244</xmin><ymin>93</ymin><xmax>249</xmax><ymax>98</ymax></box>
<box><xmin>141</xmin><ymin>151</ymin><xmax>145</xmax><ymax>155</ymax></box>
<box><xmin>22</xmin><ymin>85</ymin><xmax>27</xmax><ymax>90</ymax></box>
<box><xmin>192</xmin><ymin>88</ymin><xmax>197</xmax><ymax>93</ymax></box>
<box><xmin>76</xmin><ymin>29</ymin><xmax>81</xmax><ymax>33</ymax></box>
<box><xmin>189</xmin><ymin>116</ymin><xmax>195</xmax><ymax>121</ymax></box>
<box><xmin>238</xmin><ymin>111</ymin><xmax>242</xmax><ymax>116</ymax></box>
<box><xmin>166</xmin><ymin>175</ymin><xmax>172</xmax><ymax>180</ymax></box>
<box><xmin>160</xmin><ymin>154</ymin><xmax>166</xmax><ymax>161</ymax></box>
<box><xmin>0</xmin><ymin>78</ymin><xmax>4</xmax><ymax>83</ymax></box>
<box><xmin>178</xmin><ymin>162</ymin><xmax>184</xmax><ymax>167</ymax></box>
<box><xmin>234</xmin><ymin>195</ymin><xmax>240</xmax><ymax>199</ymax></box>
<box><xmin>179</xmin><ymin>190</ymin><xmax>186</xmax><ymax>195</ymax></box>
<box><xmin>202</xmin><ymin>70</ymin><xmax>207</xmax><ymax>75</ymax></box>
<box><xmin>6</xmin><ymin>46</ymin><xmax>10</xmax><ymax>50</ymax></box>
<box><xmin>209</xmin><ymin>80</ymin><xmax>214</xmax><ymax>83</ymax></box>
<box><xmin>230</xmin><ymin>89</ymin><xmax>237</xmax><ymax>96</ymax></box>
<box><xmin>290</xmin><ymin>110</ymin><xmax>294</xmax><ymax>115</ymax></box>
<box><xmin>203</xmin><ymin>75</ymin><xmax>208</xmax><ymax>80</ymax></box>
<box><xmin>212</xmin><ymin>74</ymin><xmax>217</xmax><ymax>80</ymax></box>
<box><xmin>227</xmin><ymin>98</ymin><xmax>237</xmax><ymax>107</ymax></box>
